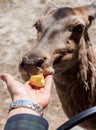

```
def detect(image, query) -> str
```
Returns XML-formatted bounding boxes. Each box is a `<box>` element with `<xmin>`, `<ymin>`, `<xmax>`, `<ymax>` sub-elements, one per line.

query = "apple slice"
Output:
<box><xmin>29</xmin><ymin>74</ymin><xmax>45</xmax><ymax>88</ymax></box>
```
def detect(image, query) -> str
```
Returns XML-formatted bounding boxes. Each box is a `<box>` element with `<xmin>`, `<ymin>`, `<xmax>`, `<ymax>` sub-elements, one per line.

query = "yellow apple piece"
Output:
<box><xmin>29</xmin><ymin>74</ymin><xmax>45</xmax><ymax>88</ymax></box>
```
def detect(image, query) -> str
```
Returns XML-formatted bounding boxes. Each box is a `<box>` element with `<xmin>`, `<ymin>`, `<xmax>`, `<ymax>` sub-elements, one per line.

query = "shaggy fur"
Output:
<box><xmin>54</xmin><ymin>32</ymin><xmax>96</xmax><ymax>129</ymax></box>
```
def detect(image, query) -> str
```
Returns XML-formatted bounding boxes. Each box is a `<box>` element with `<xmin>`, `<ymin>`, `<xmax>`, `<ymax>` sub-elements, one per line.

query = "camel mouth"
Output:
<box><xmin>37</xmin><ymin>66</ymin><xmax>55</xmax><ymax>76</ymax></box>
<box><xmin>19</xmin><ymin>65</ymin><xmax>54</xmax><ymax>81</ymax></box>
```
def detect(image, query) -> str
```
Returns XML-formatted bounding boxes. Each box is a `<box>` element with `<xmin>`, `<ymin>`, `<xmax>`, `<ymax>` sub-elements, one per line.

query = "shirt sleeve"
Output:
<box><xmin>4</xmin><ymin>114</ymin><xmax>49</xmax><ymax>130</ymax></box>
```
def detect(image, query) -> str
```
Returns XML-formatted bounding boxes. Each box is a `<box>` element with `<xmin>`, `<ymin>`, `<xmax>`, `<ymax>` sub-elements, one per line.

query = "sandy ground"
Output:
<box><xmin>0</xmin><ymin>0</ymin><xmax>96</xmax><ymax>130</ymax></box>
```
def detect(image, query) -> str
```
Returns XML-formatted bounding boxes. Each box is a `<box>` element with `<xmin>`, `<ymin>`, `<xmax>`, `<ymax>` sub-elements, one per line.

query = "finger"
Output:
<box><xmin>0</xmin><ymin>73</ymin><xmax>13</xmax><ymax>82</ymax></box>
<box><xmin>24</xmin><ymin>81</ymin><xmax>32</xmax><ymax>89</ymax></box>
<box><xmin>24</xmin><ymin>81</ymin><xmax>29</xmax><ymax>86</ymax></box>
<box><xmin>0</xmin><ymin>73</ymin><xmax>15</xmax><ymax>88</ymax></box>
<box><xmin>24</xmin><ymin>81</ymin><xmax>39</xmax><ymax>91</ymax></box>
<box><xmin>44</xmin><ymin>75</ymin><xmax>53</xmax><ymax>92</ymax></box>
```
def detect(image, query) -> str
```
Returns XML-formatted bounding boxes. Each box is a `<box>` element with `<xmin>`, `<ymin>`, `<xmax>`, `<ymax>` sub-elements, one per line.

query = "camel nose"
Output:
<box><xmin>20</xmin><ymin>55</ymin><xmax>46</xmax><ymax>68</ymax></box>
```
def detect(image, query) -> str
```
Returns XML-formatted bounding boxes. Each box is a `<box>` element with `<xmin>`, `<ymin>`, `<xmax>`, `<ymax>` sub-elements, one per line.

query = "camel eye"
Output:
<box><xmin>72</xmin><ymin>24</ymin><xmax>85</xmax><ymax>33</ymax></box>
<box><xmin>35</xmin><ymin>24</ymin><xmax>42</xmax><ymax>32</ymax></box>
<box><xmin>34</xmin><ymin>22</ymin><xmax>42</xmax><ymax>32</ymax></box>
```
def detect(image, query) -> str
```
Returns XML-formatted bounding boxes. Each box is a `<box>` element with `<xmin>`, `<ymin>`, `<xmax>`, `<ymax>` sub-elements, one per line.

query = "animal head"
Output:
<box><xmin>19</xmin><ymin>1</ymin><xmax>96</xmax><ymax>78</ymax></box>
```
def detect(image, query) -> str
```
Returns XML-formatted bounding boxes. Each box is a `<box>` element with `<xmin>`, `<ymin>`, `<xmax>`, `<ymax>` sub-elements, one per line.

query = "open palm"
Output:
<box><xmin>0</xmin><ymin>73</ymin><xmax>53</xmax><ymax>109</ymax></box>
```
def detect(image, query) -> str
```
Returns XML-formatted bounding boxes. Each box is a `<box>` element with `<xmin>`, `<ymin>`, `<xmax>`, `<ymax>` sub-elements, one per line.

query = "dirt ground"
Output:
<box><xmin>0</xmin><ymin>0</ymin><xmax>96</xmax><ymax>130</ymax></box>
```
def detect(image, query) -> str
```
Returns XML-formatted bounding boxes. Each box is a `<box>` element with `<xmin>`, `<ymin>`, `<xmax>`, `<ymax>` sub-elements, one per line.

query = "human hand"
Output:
<box><xmin>0</xmin><ymin>73</ymin><xmax>53</xmax><ymax>110</ymax></box>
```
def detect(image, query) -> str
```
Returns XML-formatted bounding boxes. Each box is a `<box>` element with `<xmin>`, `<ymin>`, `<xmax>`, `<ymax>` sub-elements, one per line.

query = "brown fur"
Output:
<box><xmin>19</xmin><ymin>1</ymin><xmax>96</xmax><ymax>129</ymax></box>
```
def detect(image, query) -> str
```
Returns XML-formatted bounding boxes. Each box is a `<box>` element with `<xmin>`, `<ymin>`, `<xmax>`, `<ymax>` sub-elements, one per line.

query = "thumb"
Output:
<box><xmin>44</xmin><ymin>74</ymin><xmax>53</xmax><ymax>92</ymax></box>
<box><xmin>0</xmin><ymin>73</ymin><xmax>15</xmax><ymax>88</ymax></box>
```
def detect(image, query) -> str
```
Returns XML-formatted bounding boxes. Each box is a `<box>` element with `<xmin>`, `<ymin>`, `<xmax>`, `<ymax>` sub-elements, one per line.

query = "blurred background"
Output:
<box><xmin>0</xmin><ymin>0</ymin><xmax>95</xmax><ymax>129</ymax></box>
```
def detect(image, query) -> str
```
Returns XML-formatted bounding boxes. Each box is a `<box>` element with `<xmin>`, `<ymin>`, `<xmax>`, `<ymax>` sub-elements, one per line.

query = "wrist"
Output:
<box><xmin>8</xmin><ymin>107</ymin><xmax>40</xmax><ymax>118</ymax></box>
<box><xmin>9</xmin><ymin>100</ymin><xmax>43</xmax><ymax>117</ymax></box>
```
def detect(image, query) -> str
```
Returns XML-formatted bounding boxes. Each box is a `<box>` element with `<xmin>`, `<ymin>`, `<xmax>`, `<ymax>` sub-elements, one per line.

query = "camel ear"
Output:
<box><xmin>43</xmin><ymin>0</ymin><xmax>58</xmax><ymax>15</ymax></box>
<box><xmin>88</xmin><ymin>1</ymin><xmax>96</xmax><ymax>19</ymax></box>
